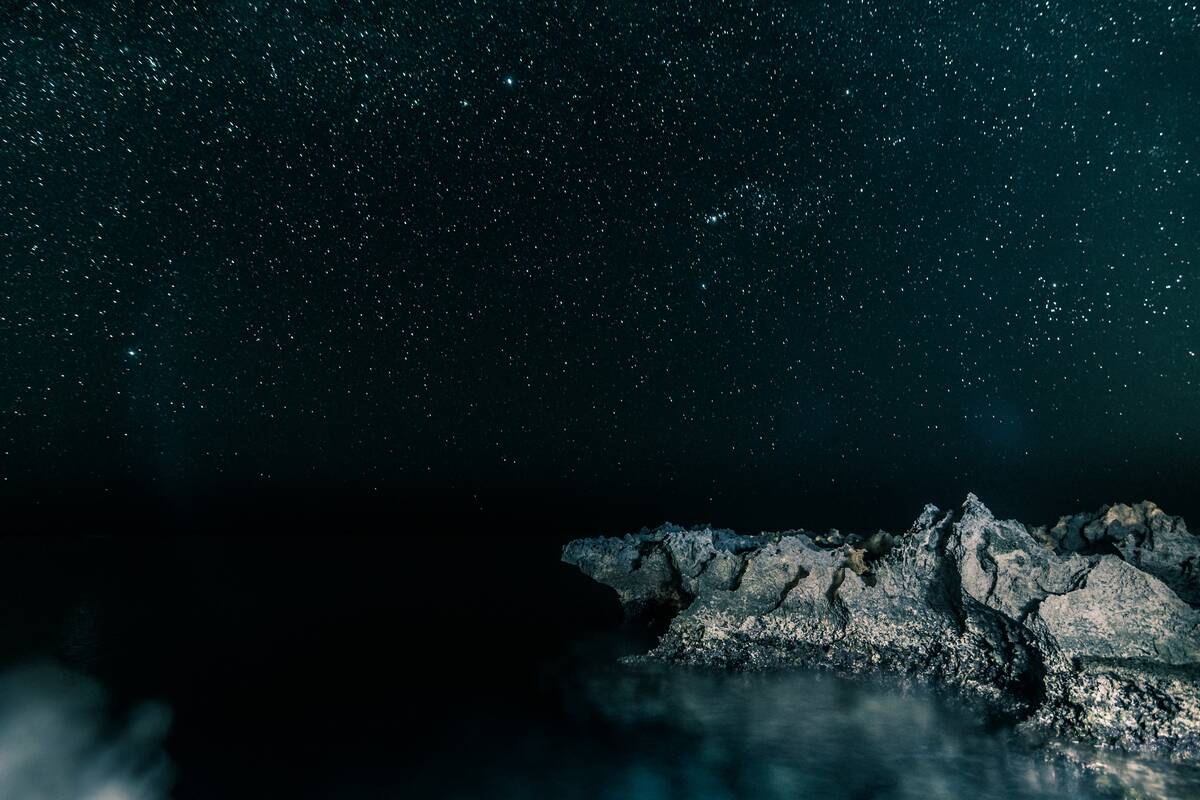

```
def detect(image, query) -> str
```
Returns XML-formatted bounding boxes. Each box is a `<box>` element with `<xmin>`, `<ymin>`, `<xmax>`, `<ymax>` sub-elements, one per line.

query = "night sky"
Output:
<box><xmin>3</xmin><ymin>1</ymin><xmax>1199</xmax><ymax>529</ymax></box>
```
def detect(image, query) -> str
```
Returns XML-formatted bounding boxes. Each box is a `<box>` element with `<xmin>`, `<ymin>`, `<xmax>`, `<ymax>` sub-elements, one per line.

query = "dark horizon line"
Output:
<box><xmin>3</xmin><ymin>476</ymin><xmax>1196</xmax><ymax>541</ymax></box>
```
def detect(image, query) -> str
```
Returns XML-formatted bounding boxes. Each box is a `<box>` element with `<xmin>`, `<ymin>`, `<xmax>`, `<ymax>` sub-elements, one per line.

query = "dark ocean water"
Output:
<box><xmin>0</xmin><ymin>528</ymin><xmax>1192</xmax><ymax>799</ymax></box>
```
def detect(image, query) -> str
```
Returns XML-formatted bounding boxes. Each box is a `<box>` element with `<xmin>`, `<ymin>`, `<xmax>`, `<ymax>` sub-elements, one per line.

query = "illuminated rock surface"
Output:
<box><xmin>564</xmin><ymin>495</ymin><xmax>1200</xmax><ymax>761</ymax></box>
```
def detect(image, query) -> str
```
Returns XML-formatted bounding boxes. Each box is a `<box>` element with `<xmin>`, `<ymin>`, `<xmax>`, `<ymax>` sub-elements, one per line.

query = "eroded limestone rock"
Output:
<box><xmin>563</xmin><ymin>495</ymin><xmax>1200</xmax><ymax>760</ymax></box>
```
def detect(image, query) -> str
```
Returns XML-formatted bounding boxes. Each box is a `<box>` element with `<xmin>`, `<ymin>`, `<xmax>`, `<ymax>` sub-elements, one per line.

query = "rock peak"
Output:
<box><xmin>959</xmin><ymin>492</ymin><xmax>994</xmax><ymax>519</ymax></box>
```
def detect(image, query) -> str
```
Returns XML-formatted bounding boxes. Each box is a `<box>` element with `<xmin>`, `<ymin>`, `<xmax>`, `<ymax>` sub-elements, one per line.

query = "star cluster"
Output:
<box><xmin>2</xmin><ymin>1</ymin><xmax>1197</xmax><ymax>518</ymax></box>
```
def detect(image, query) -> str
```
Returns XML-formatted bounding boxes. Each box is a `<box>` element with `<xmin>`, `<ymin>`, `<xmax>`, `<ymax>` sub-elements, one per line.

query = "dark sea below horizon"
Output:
<box><xmin>0</xmin><ymin>528</ymin><xmax>1195</xmax><ymax>799</ymax></box>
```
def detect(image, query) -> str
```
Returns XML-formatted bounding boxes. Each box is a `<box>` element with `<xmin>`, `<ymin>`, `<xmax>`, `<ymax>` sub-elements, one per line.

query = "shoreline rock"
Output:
<box><xmin>563</xmin><ymin>495</ymin><xmax>1200</xmax><ymax>761</ymax></box>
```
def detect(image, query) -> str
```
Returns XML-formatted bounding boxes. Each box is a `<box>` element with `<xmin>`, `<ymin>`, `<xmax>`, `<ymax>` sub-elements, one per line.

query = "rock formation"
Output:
<box><xmin>563</xmin><ymin>495</ymin><xmax>1200</xmax><ymax>760</ymax></box>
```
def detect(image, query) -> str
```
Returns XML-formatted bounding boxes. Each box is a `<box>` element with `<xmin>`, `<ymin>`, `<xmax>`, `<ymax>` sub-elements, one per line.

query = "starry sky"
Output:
<box><xmin>2</xmin><ymin>1</ymin><xmax>1198</xmax><ymax>527</ymax></box>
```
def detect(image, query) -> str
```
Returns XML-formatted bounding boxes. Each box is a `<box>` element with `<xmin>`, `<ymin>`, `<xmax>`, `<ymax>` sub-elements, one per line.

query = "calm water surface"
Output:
<box><xmin>406</xmin><ymin>659</ymin><xmax>1116</xmax><ymax>800</ymax></box>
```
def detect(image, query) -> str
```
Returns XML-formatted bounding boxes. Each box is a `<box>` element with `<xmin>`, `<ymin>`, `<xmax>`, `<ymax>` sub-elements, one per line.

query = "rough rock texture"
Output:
<box><xmin>1033</xmin><ymin>501</ymin><xmax>1200</xmax><ymax>605</ymax></box>
<box><xmin>563</xmin><ymin>495</ymin><xmax>1200</xmax><ymax>760</ymax></box>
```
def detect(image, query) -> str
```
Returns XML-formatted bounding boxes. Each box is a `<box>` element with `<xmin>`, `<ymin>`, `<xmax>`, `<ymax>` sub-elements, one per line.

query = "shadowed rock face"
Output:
<box><xmin>563</xmin><ymin>495</ymin><xmax>1200</xmax><ymax>761</ymax></box>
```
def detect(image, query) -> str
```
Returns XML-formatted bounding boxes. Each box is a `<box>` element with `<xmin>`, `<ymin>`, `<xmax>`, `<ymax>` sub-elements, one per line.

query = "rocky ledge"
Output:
<box><xmin>563</xmin><ymin>495</ymin><xmax>1200</xmax><ymax>760</ymax></box>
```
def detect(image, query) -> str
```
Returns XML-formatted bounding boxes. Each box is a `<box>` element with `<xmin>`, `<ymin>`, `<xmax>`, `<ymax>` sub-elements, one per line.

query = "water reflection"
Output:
<box><xmin>566</xmin><ymin>663</ymin><xmax>1095</xmax><ymax>800</ymax></box>
<box><xmin>1049</xmin><ymin>740</ymin><xmax>1200</xmax><ymax>800</ymax></box>
<box><xmin>404</xmin><ymin>657</ymin><xmax>1200</xmax><ymax>800</ymax></box>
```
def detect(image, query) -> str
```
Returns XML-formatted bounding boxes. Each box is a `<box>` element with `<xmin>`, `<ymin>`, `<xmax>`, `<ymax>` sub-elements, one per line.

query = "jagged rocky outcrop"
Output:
<box><xmin>563</xmin><ymin>495</ymin><xmax>1200</xmax><ymax>760</ymax></box>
